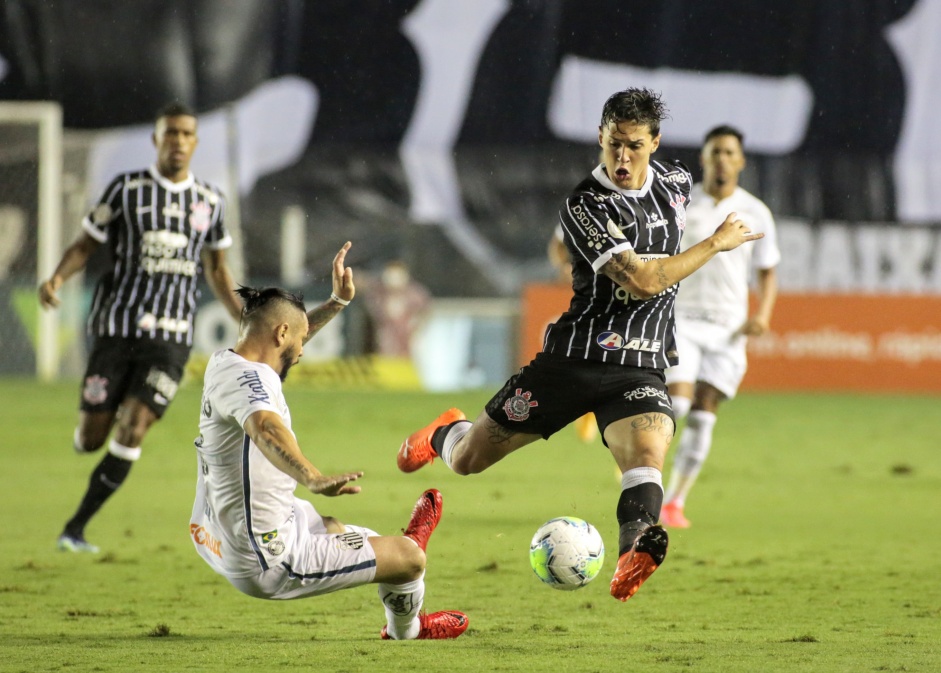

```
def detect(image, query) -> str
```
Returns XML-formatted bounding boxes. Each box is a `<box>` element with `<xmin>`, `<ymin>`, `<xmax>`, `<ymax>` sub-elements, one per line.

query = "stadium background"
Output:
<box><xmin>2</xmin><ymin>0</ymin><xmax>941</xmax><ymax>391</ymax></box>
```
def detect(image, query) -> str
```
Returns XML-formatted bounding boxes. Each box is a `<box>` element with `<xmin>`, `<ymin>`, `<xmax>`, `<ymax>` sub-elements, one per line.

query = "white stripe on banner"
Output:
<box><xmin>547</xmin><ymin>55</ymin><xmax>813</xmax><ymax>155</ymax></box>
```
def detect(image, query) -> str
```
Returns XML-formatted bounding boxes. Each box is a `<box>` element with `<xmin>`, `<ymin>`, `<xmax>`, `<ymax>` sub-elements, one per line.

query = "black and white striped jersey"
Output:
<box><xmin>82</xmin><ymin>165</ymin><xmax>232</xmax><ymax>346</ymax></box>
<box><xmin>545</xmin><ymin>160</ymin><xmax>693</xmax><ymax>369</ymax></box>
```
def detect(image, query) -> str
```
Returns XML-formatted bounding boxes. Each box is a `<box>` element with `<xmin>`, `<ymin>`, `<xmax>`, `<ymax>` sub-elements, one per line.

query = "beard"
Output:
<box><xmin>279</xmin><ymin>350</ymin><xmax>296</xmax><ymax>382</ymax></box>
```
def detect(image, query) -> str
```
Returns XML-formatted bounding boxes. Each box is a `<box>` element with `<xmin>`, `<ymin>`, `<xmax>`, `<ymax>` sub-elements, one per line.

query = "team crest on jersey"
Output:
<box><xmin>503</xmin><ymin>388</ymin><xmax>538</xmax><ymax>422</ymax></box>
<box><xmin>189</xmin><ymin>201</ymin><xmax>212</xmax><ymax>232</ymax></box>
<box><xmin>670</xmin><ymin>194</ymin><xmax>687</xmax><ymax>230</ymax></box>
<box><xmin>267</xmin><ymin>540</ymin><xmax>285</xmax><ymax>555</ymax></box>
<box><xmin>82</xmin><ymin>375</ymin><xmax>109</xmax><ymax>405</ymax></box>
<box><xmin>597</xmin><ymin>331</ymin><xmax>625</xmax><ymax>351</ymax></box>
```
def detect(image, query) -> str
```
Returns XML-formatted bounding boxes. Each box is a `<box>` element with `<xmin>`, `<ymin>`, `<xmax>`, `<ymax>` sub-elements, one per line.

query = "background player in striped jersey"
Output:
<box><xmin>190</xmin><ymin>267</ymin><xmax>467</xmax><ymax>641</ymax></box>
<box><xmin>38</xmin><ymin>102</ymin><xmax>244</xmax><ymax>553</ymax></box>
<box><xmin>397</xmin><ymin>88</ymin><xmax>763</xmax><ymax>602</ymax></box>
<box><xmin>660</xmin><ymin>125</ymin><xmax>780</xmax><ymax>528</ymax></box>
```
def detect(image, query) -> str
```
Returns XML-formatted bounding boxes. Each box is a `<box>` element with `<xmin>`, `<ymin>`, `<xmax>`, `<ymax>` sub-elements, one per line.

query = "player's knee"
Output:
<box><xmin>450</xmin><ymin>450</ymin><xmax>489</xmax><ymax>476</ymax></box>
<box><xmin>402</xmin><ymin>544</ymin><xmax>426</xmax><ymax>580</ymax></box>
<box><xmin>77</xmin><ymin>428</ymin><xmax>107</xmax><ymax>452</ymax></box>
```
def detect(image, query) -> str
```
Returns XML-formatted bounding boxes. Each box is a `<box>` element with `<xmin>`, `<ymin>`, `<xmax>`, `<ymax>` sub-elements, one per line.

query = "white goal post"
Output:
<box><xmin>0</xmin><ymin>102</ymin><xmax>63</xmax><ymax>381</ymax></box>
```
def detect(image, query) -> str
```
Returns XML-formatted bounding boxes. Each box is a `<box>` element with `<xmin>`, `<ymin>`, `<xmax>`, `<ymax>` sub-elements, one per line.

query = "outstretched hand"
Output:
<box><xmin>307</xmin><ymin>471</ymin><xmax>364</xmax><ymax>497</ymax></box>
<box><xmin>332</xmin><ymin>242</ymin><xmax>355</xmax><ymax>304</ymax></box>
<box><xmin>711</xmin><ymin>212</ymin><xmax>764</xmax><ymax>252</ymax></box>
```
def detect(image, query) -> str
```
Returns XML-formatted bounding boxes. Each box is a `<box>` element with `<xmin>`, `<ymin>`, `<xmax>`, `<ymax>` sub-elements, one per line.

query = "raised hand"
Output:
<box><xmin>711</xmin><ymin>212</ymin><xmax>764</xmax><ymax>252</ymax></box>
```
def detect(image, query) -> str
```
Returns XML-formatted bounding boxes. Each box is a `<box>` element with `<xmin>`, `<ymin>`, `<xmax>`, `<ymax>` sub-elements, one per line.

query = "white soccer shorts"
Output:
<box><xmin>665</xmin><ymin>318</ymin><xmax>747</xmax><ymax>399</ymax></box>
<box><xmin>226</xmin><ymin>498</ymin><xmax>379</xmax><ymax>600</ymax></box>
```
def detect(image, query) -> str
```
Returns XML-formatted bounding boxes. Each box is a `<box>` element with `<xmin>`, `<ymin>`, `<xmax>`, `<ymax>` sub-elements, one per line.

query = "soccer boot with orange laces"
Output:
<box><xmin>610</xmin><ymin>524</ymin><xmax>669</xmax><ymax>602</ymax></box>
<box><xmin>397</xmin><ymin>408</ymin><xmax>466</xmax><ymax>473</ymax></box>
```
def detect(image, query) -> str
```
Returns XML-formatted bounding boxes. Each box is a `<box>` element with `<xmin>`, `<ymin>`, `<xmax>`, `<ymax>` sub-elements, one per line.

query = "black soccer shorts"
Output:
<box><xmin>483</xmin><ymin>352</ymin><xmax>675</xmax><ymax>442</ymax></box>
<box><xmin>79</xmin><ymin>336</ymin><xmax>191</xmax><ymax>417</ymax></box>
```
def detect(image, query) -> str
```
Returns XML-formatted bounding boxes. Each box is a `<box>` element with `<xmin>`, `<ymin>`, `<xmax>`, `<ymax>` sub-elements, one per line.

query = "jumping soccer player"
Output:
<box><xmin>397</xmin><ymin>88</ymin><xmax>763</xmax><ymax>603</ymax></box>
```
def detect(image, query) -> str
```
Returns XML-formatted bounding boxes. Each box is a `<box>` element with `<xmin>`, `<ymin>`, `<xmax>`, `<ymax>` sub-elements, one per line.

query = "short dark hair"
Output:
<box><xmin>155</xmin><ymin>101</ymin><xmax>196</xmax><ymax>124</ymax></box>
<box><xmin>600</xmin><ymin>88</ymin><xmax>669</xmax><ymax>137</ymax></box>
<box><xmin>703</xmin><ymin>124</ymin><xmax>744</xmax><ymax>147</ymax></box>
<box><xmin>235</xmin><ymin>286</ymin><xmax>306</xmax><ymax>319</ymax></box>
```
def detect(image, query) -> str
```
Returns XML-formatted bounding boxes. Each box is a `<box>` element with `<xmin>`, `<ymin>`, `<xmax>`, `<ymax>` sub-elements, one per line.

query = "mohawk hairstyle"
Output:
<box><xmin>235</xmin><ymin>286</ymin><xmax>305</xmax><ymax>319</ymax></box>
<box><xmin>600</xmin><ymin>88</ymin><xmax>670</xmax><ymax>137</ymax></box>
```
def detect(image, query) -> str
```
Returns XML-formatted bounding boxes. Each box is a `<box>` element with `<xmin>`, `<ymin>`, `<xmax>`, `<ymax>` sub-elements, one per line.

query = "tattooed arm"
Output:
<box><xmin>304</xmin><ymin>241</ymin><xmax>356</xmax><ymax>343</ymax></box>
<box><xmin>602</xmin><ymin>212</ymin><xmax>764</xmax><ymax>299</ymax></box>
<box><xmin>243</xmin><ymin>409</ymin><xmax>363</xmax><ymax>496</ymax></box>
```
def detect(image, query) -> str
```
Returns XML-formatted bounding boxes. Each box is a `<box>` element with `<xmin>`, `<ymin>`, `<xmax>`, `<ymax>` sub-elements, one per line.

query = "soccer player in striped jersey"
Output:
<box><xmin>38</xmin><ymin>102</ymin><xmax>244</xmax><ymax>553</ymax></box>
<box><xmin>661</xmin><ymin>125</ymin><xmax>780</xmax><ymax>529</ymax></box>
<box><xmin>190</xmin><ymin>264</ymin><xmax>467</xmax><ymax>641</ymax></box>
<box><xmin>398</xmin><ymin>88</ymin><xmax>763</xmax><ymax>603</ymax></box>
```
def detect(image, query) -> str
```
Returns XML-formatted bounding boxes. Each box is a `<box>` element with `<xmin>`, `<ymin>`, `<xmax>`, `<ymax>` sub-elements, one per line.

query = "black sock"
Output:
<box><xmin>616</xmin><ymin>482</ymin><xmax>663</xmax><ymax>556</ymax></box>
<box><xmin>63</xmin><ymin>453</ymin><xmax>134</xmax><ymax>539</ymax></box>
<box><xmin>430</xmin><ymin>421</ymin><xmax>464</xmax><ymax>456</ymax></box>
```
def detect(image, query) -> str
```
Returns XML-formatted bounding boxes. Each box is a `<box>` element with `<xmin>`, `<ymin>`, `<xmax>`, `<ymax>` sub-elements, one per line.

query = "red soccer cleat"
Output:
<box><xmin>659</xmin><ymin>501</ymin><xmax>691</xmax><ymax>528</ymax></box>
<box><xmin>403</xmin><ymin>488</ymin><xmax>443</xmax><ymax>552</ymax></box>
<box><xmin>397</xmin><ymin>408</ymin><xmax>466</xmax><ymax>473</ymax></box>
<box><xmin>610</xmin><ymin>524</ymin><xmax>669</xmax><ymax>602</ymax></box>
<box><xmin>380</xmin><ymin>610</ymin><xmax>469</xmax><ymax>640</ymax></box>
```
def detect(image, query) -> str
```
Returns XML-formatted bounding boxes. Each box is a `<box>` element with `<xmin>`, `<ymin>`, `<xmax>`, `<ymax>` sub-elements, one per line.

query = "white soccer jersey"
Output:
<box><xmin>674</xmin><ymin>184</ymin><xmax>780</xmax><ymax>329</ymax></box>
<box><xmin>190</xmin><ymin>349</ymin><xmax>299</xmax><ymax>578</ymax></box>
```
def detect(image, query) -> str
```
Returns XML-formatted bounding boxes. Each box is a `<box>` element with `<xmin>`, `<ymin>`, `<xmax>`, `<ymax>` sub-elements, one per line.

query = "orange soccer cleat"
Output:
<box><xmin>381</xmin><ymin>610</ymin><xmax>469</xmax><ymax>640</ymax></box>
<box><xmin>403</xmin><ymin>489</ymin><xmax>443</xmax><ymax>552</ymax></box>
<box><xmin>659</xmin><ymin>501</ymin><xmax>691</xmax><ymax>528</ymax></box>
<box><xmin>397</xmin><ymin>408</ymin><xmax>466</xmax><ymax>473</ymax></box>
<box><xmin>610</xmin><ymin>524</ymin><xmax>669</xmax><ymax>602</ymax></box>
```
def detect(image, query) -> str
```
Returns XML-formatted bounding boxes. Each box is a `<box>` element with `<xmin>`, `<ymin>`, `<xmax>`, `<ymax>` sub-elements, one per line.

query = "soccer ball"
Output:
<box><xmin>529</xmin><ymin>516</ymin><xmax>605</xmax><ymax>591</ymax></box>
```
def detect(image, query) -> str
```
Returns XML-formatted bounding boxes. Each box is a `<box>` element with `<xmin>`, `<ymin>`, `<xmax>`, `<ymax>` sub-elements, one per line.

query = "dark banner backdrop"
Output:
<box><xmin>1</xmin><ymin>0</ymin><xmax>937</xmax><ymax>294</ymax></box>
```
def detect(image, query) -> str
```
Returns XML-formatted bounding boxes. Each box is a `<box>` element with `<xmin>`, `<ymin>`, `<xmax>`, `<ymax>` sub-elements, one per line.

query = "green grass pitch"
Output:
<box><xmin>0</xmin><ymin>379</ymin><xmax>938</xmax><ymax>672</ymax></box>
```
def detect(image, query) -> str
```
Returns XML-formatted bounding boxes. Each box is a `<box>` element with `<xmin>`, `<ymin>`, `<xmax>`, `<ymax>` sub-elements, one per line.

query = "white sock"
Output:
<box><xmin>671</xmin><ymin>395</ymin><xmax>692</xmax><ymax>422</ymax></box>
<box><xmin>108</xmin><ymin>438</ymin><xmax>142</xmax><ymax>462</ymax></box>
<box><xmin>378</xmin><ymin>574</ymin><xmax>425</xmax><ymax>640</ymax></box>
<box><xmin>439</xmin><ymin>421</ymin><xmax>472</xmax><ymax>471</ymax></box>
<box><xmin>664</xmin><ymin>410</ymin><xmax>716</xmax><ymax>506</ymax></box>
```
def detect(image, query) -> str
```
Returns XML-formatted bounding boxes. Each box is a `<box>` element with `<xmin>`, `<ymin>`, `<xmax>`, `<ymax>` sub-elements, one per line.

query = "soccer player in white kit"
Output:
<box><xmin>661</xmin><ymin>126</ymin><xmax>780</xmax><ymax>528</ymax></box>
<box><xmin>190</xmin><ymin>243</ymin><xmax>467</xmax><ymax>640</ymax></box>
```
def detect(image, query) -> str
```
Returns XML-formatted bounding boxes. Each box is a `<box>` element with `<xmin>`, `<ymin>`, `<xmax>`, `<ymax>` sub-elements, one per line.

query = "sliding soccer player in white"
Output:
<box><xmin>190</xmin><ymin>244</ymin><xmax>467</xmax><ymax>640</ymax></box>
<box><xmin>661</xmin><ymin>126</ymin><xmax>780</xmax><ymax>528</ymax></box>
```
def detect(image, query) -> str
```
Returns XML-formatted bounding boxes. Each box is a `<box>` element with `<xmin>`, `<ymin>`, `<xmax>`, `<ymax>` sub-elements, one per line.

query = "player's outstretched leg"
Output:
<box><xmin>403</xmin><ymin>489</ymin><xmax>443</xmax><ymax>552</ymax></box>
<box><xmin>397</xmin><ymin>408</ymin><xmax>466</xmax><ymax>473</ymax></box>
<box><xmin>610</xmin><ymin>524</ymin><xmax>669</xmax><ymax>602</ymax></box>
<box><xmin>381</xmin><ymin>610</ymin><xmax>469</xmax><ymax>640</ymax></box>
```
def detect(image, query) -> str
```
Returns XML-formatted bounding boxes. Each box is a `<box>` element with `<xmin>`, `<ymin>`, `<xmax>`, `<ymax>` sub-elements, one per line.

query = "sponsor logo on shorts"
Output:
<box><xmin>146</xmin><ymin>367</ymin><xmax>179</xmax><ymax>404</ymax></box>
<box><xmin>82</xmin><ymin>375</ymin><xmax>109</xmax><ymax>405</ymax></box>
<box><xmin>266</xmin><ymin>540</ymin><xmax>285</xmax><ymax>556</ymax></box>
<box><xmin>190</xmin><ymin>523</ymin><xmax>222</xmax><ymax>558</ymax></box>
<box><xmin>503</xmin><ymin>388</ymin><xmax>538</xmax><ymax>422</ymax></box>
<box><xmin>623</xmin><ymin>386</ymin><xmax>671</xmax><ymax>407</ymax></box>
<box><xmin>335</xmin><ymin>531</ymin><xmax>366</xmax><ymax>550</ymax></box>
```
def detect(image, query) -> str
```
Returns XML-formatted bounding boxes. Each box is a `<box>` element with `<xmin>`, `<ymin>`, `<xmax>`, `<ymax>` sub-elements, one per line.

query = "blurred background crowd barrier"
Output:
<box><xmin>2</xmin><ymin>0</ymin><xmax>940</xmax><ymax>391</ymax></box>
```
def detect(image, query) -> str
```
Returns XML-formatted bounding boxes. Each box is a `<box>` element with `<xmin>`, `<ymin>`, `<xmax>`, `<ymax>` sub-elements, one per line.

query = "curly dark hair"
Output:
<box><xmin>599</xmin><ymin>88</ymin><xmax>670</xmax><ymax>136</ymax></box>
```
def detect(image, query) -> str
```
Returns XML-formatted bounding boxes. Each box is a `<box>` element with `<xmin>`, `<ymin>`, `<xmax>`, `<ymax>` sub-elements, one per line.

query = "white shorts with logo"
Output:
<box><xmin>665</xmin><ymin>317</ymin><xmax>747</xmax><ymax>399</ymax></box>
<box><xmin>226</xmin><ymin>498</ymin><xmax>379</xmax><ymax>600</ymax></box>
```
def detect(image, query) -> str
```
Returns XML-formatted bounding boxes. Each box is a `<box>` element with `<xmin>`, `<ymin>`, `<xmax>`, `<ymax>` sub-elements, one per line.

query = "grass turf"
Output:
<box><xmin>0</xmin><ymin>380</ymin><xmax>938</xmax><ymax>672</ymax></box>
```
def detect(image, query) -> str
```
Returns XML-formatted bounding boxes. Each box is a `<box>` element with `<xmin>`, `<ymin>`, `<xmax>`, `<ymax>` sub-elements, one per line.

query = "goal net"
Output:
<box><xmin>0</xmin><ymin>102</ymin><xmax>67</xmax><ymax>380</ymax></box>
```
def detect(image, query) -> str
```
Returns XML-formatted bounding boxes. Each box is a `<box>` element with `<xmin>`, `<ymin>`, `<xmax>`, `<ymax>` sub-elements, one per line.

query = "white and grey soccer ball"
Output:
<box><xmin>529</xmin><ymin>516</ymin><xmax>605</xmax><ymax>591</ymax></box>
